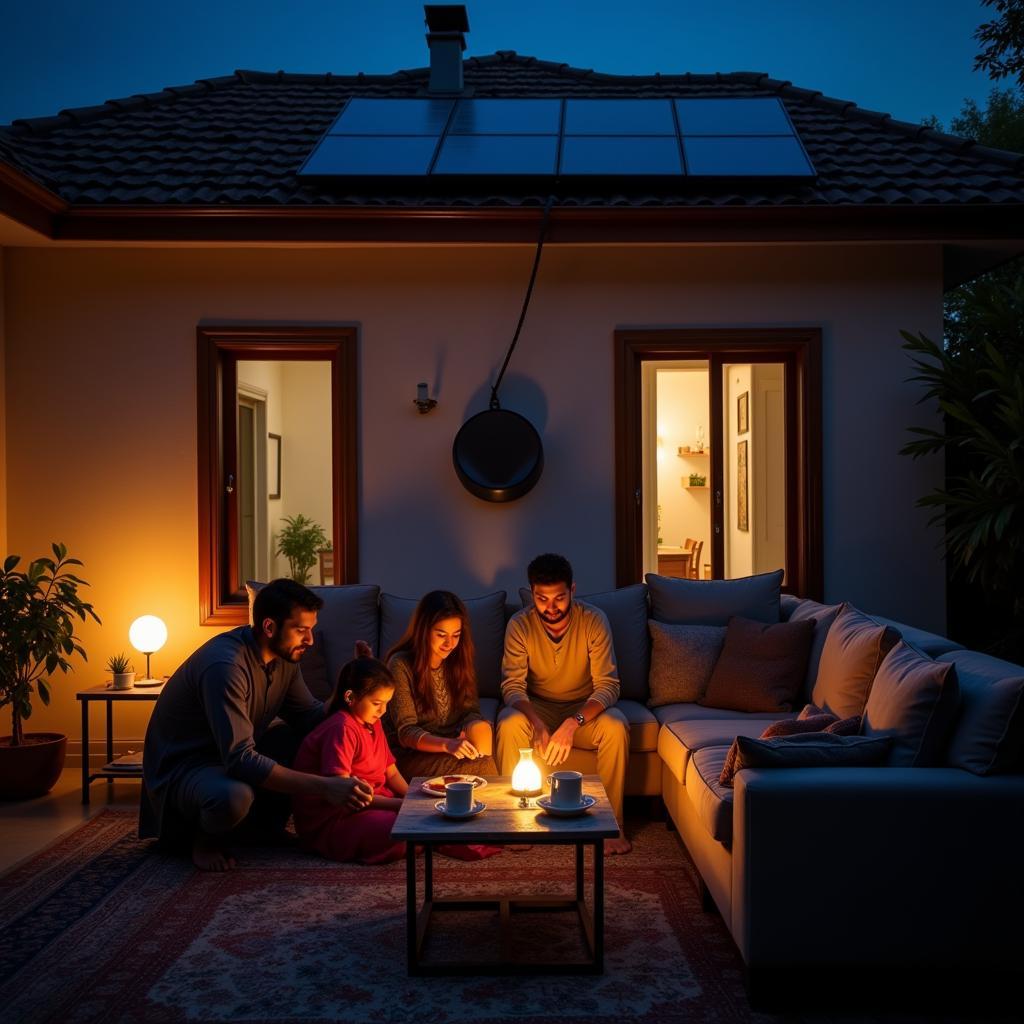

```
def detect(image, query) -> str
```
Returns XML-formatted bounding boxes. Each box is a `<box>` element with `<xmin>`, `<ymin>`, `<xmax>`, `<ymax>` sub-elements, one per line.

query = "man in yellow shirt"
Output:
<box><xmin>497</xmin><ymin>553</ymin><xmax>631</xmax><ymax>854</ymax></box>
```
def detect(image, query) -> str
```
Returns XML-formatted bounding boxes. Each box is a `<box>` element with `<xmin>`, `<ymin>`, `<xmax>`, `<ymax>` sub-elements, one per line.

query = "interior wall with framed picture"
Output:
<box><xmin>737</xmin><ymin>390</ymin><xmax>749</xmax><ymax>435</ymax></box>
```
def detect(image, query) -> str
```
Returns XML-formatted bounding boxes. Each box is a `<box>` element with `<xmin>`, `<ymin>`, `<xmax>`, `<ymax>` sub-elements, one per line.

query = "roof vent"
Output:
<box><xmin>424</xmin><ymin>4</ymin><xmax>469</xmax><ymax>94</ymax></box>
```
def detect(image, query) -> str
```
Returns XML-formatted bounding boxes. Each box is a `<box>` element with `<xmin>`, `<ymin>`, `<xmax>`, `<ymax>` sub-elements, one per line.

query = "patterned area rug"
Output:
<box><xmin>0</xmin><ymin>812</ymin><xmax>1007</xmax><ymax>1024</ymax></box>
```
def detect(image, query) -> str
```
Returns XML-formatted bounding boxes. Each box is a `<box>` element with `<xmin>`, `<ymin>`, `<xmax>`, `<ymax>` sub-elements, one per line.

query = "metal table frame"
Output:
<box><xmin>405</xmin><ymin>835</ymin><xmax>605</xmax><ymax>976</ymax></box>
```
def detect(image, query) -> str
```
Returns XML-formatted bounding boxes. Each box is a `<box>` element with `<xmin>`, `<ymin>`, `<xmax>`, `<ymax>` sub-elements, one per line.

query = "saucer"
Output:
<box><xmin>537</xmin><ymin>794</ymin><xmax>596</xmax><ymax>818</ymax></box>
<box><xmin>421</xmin><ymin>775</ymin><xmax>488</xmax><ymax>798</ymax></box>
<box><xmin>434</xmin><ymin>799</ymin><xmax>486</xmax><ymax>820</ymax></box>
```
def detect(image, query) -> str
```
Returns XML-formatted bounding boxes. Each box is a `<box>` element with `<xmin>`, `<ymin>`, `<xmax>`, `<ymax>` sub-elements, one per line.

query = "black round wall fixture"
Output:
<box><xmin>452</xmin><ymin>407</ymin><xmax>544</xmax><ymax>503</ymax></box>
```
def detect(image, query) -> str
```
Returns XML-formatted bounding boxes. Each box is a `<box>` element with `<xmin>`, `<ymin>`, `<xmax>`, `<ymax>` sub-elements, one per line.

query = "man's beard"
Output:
<box><xmin>539</xmin><ymin>605</ymin><xmax>569</xmax><ymax>625</ymax></box>
<box><xmin>270</xmin><ymin>635</ymin><xmax>309</xmax><ymax>662</ymax></box>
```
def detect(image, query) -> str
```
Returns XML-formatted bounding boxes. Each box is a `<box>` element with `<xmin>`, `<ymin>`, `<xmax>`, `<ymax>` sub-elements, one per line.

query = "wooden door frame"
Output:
<box><xmin>197</xmin><ymin>325</ymin><xmax>358</xmax><ymax>626</ymax></box>
<box><xmin>614</xmin><ymin>328</ymin><xmax>823</xmax><ymax>599</ymax></box>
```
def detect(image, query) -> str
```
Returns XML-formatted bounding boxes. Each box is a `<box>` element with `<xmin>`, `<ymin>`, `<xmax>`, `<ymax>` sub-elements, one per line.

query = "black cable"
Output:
<box><xmin>489</xmin><ymin>196</ymin><xmax>554</xmax><ymax>410</ymax></box>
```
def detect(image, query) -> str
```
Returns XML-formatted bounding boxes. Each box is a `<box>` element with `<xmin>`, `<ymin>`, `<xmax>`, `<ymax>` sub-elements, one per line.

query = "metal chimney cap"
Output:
<box><xmin>424</xmin><ymin>4</ymin><xmax>469</xmax><ymax>35</ymax></box>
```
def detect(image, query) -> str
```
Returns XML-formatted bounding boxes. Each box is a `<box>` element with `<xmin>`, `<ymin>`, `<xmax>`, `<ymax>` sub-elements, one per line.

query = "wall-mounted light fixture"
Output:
<box><xmin>414</xmin><ymin>382</ymin><xmax>437</xmax><ymax>415</ymax></box>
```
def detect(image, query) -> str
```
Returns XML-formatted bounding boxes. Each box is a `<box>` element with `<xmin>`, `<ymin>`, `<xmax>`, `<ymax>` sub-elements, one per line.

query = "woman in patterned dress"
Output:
<box><xmin>384</xmin><ymin>590</ymin><xmax>497</xmax><ymax>781</ymax></box>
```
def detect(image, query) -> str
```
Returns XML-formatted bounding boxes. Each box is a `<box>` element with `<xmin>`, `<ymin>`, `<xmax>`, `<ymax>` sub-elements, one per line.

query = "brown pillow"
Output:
<box><xmin>719</xmin><ymin>733</ymin><xmax>892</xmax><ymax>787</ymax></box>
<box><xmin>647</xmin><ymin>621</ymin><xmax>727</xmax><ymax>706</ymax></box>
<box><xmin>825</xmin><ymin>715</ymin><xmax>862</xmax><ymax>735</ymax></box>
<box><xmin>759</xmin><ymin>714</ymin><xmax>837</xmax><ymax>739</ymax></box>
<box><xmin>862</xmin><ymin>641</ymin><xmax>960</xmax><ymax>767</ymax></box>
<box><xmin>700</xmin><ymin>615</ymin><xmax>815</xmax><ymax>714</ymax></box>
<box><xmin>811</xmin><ymin>604</ymin><xmax>900</xmax><ymax>718</ymax></box>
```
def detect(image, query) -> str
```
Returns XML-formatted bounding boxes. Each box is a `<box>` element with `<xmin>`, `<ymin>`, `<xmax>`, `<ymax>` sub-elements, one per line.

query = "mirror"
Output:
<box><xmin>197</xmin><ymin>326</ymin><xmax>358</xmax><ymax>625</ymax></box>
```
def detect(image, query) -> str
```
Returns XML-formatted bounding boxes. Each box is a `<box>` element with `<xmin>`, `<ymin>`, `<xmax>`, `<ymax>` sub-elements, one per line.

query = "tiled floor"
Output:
<box><xmin>0</xmin><ymin>767</ymin><xmax>140</xmax><ymax>874</ymax></box>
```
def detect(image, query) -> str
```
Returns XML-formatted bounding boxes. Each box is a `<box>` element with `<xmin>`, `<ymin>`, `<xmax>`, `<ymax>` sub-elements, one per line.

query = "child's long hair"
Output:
<box><xmin>326</xmin><ymin>655</ymin><xmax>395</xmax><ymax>716</ymax></box>
<box><xmin>385</xmin><ymin>590</ymin><xmax>477</xmax><ymax>718</ymax></box>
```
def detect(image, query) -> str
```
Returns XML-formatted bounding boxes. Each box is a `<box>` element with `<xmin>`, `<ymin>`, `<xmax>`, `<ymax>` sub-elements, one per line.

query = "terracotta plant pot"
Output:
<box><xmin>0</xmin><ymin>733</ymin><xmax>67</xmax><ymax>799</ymax></box>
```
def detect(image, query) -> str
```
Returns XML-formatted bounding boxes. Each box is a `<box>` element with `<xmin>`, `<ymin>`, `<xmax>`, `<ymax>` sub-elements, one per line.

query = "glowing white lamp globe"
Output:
<box><xmin>511</xmin><ymin>747</ymin><xmax>542</xmax><ymax>798</ymax></box>
<box><xmin>129</xmin><ymin>615</ymin><xmax>168</xmax><ymax>683</ymax></box>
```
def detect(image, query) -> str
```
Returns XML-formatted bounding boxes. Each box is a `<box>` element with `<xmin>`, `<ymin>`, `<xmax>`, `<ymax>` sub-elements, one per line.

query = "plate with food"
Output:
<box><xmin>420</xmin><ymin>774</ymin><xmax>489</xmax><ymax>798</ymax></box>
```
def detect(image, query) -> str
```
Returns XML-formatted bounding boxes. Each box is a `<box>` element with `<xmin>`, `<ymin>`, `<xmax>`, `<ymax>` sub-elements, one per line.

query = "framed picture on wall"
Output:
<box><xmin>268</xmin><ymin>433</ymin><xmax>282</xmax><ymax>500</ymax></box>
<box><xmin>737</xmin><ymin>439</ymin><xmax>749</xmax><ymax>532</ymax></box>
<box><xmin>737</xmin><ymin>391</ymin><xmax>749</xmax><ymax>435</ymax></box>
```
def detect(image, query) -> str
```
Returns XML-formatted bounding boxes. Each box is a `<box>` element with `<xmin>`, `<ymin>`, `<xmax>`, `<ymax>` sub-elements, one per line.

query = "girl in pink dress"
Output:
<box><xmin>292</xmin><ymin>656</ymin><xmax>408</xmax><ymax>864</ymax></box>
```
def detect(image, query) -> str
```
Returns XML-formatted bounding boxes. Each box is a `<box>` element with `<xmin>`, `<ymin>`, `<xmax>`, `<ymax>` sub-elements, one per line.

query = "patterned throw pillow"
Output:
<box><xmin>646</xmin><ymin>621</ymin><xmax>726</xmax><ymax>707</ymax></box>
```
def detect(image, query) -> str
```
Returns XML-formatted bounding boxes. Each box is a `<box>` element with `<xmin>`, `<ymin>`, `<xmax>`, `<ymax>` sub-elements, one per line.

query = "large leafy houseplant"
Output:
<box><xmin>0</xmin><ymin>543</ymin><xmax>99</xmax><ymax>746</ymax></box>
<box><xmin>900</xmin><ymin>276</ymin><xmax>1024</xmax><ymax>658</ymax></box>
<box><xmin>275</xmin><ymin>515</ymin><xmax>329</xmax><ymax>585</ymax></box>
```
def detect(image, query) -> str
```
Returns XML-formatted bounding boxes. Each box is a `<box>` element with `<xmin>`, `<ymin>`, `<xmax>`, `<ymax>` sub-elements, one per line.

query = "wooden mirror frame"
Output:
<box><xmin>197</xmin><ymin>325</ymin><xmax>358</xmax><ymax>625</ymax></box>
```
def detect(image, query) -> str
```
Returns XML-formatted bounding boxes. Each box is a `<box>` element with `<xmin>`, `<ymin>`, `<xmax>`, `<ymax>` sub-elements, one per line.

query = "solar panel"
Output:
<box><xmin>564</xmin><ymin>99</ymin><xmax>675</xmax><ymax>136</ymax></box>
<box><xmin>299</xmin><ymin>96</ymin><xmax>815</xmax><ymax>180</ymax></box>
<box><xmin>450</xmin><ymin>99</ymin><xmax>561</xmax><ymax>135</ymax></box>
<box><xmin>300</xmin><ymin>136</ymin><xmax>438</xmax><ymax>176</ymax></box>
<box><xmin>560</xmin><ymin>136</ymin><xmax>682</xmax><ymax>175</ymax></box>
<box><xmin>328</xmin><ymin>98</ymin><xmax>454</xmax><ymax>136</ymax></box>
<box><xmin>675</xmin><ymin>98</ymin><xmax>793</xmax><ymax>136</ymax></box>
<box><xmin>434</xmin><ymin>135</ymin><xmax>559</xmax><ymax>175</ymax></box>
<box><xmin>683</xmin><ymin>136</ymin><xmax>813</xmax><ymax>176</ymax></box>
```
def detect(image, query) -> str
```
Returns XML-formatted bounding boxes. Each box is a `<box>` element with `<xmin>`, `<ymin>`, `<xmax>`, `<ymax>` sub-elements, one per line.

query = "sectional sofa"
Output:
<box><xmin>258</xmin><ymin>573</ymin><xmax>1024</xmax><ymax>998</ymax></box>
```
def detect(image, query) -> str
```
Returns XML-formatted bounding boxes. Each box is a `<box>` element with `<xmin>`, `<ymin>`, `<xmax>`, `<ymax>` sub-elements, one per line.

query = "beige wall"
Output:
<box><xmin>0</xmin><ymin>247</ymin><xmax>6</xmax><ymax>556</ymax></box>
<box><xmin>3</xmin><ymin>243</ymin><xmax>945</xmax><ymax>744</ymax></box>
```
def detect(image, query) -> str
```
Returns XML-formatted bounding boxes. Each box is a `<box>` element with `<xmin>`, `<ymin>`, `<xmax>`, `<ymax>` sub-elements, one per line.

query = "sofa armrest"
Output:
<box><xmin>731</xmin><ymin>767</ymin><xmax>1024</xmax><ymax>969</ymax></box>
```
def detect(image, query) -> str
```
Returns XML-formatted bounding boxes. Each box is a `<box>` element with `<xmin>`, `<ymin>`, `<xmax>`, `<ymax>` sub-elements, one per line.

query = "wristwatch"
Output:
<box><xmin>574</xmin><ymin>712</ymin><xmax>586</xmax><ymax>727</ymax></box>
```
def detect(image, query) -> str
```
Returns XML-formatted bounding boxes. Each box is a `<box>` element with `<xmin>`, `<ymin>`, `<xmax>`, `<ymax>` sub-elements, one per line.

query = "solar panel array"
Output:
<box><xmin>298</xmin><ymin>97</ymin><xmax>815</xmax><ymax>180</ymax></box>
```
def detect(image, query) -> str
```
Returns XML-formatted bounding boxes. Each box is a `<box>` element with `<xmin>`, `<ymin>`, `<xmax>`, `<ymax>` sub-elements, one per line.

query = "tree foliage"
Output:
<box><xmin>975</xmin><ymin>0</ymin><xmax>1024</xmax><ymax>88</ymax></box>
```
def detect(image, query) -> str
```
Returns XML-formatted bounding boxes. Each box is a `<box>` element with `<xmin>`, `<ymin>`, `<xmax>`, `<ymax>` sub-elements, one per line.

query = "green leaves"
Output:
<box><xmin>0</xmin><ymin>543</ymin><xmax>98</xmax><ymax>741</ymax></box>
<box><xmin>275</xmin><ymin>514</ymin><xmax>329</xmax><ymax>585</ymax></box>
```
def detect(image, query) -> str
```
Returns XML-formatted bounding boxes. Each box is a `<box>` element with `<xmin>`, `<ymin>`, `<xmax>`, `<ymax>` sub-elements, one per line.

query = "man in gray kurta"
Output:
<box><xmin>140</xmin><ymin>578</ymin><xmax>372</xmax><ymax>870</ymax></box>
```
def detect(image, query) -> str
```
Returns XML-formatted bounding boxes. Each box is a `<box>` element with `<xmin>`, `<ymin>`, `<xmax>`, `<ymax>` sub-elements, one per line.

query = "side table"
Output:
<box><xmin>76</xmin><ymin>683</ymin><xmax>164</xmax><ymax>804</ymax></box>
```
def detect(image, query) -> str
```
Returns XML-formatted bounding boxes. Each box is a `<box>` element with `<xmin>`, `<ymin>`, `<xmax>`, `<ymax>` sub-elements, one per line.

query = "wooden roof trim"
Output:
<box><xmin>0</xmin><ymin>161</ymin><xmax>67</xmax><ymax>236</ymax></box>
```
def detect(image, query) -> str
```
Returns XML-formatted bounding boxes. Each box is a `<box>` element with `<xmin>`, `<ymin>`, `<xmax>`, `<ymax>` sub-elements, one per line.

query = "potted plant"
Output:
<box><xmin>106</xmin><ymin>652</ymin><xmax>135</xmax><ymax>691</ymax></box>
<box><xmin>0</xmin><ymin>543</ymin><xmax>100</xmax><ymax>799</ymax></box>
<box><xmin>275</xmin><ymin>514</ymin><xmax>329</xmax><ymax>585</ymax></box>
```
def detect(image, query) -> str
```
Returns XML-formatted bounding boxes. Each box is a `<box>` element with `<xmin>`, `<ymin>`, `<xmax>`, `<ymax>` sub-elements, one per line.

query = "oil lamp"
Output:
<box><xmin>511</xmin><ymin>747</ymin><xmax>542</xmax><ymax>805</ymax></box>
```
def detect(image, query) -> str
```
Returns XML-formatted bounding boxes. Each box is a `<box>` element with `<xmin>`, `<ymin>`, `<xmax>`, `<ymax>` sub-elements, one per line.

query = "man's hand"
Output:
<box><xmin>323</xmin><ymin>775</ymin><xmax>374</xmax><ymax>811</ymax></box>
<box><xmin>445</xmin><ymin>735</ymin><xmax>480</xmax><ymax>759</ymax></box>
<box><xmin>543</xmin><ymin>718</ymin><xmax>578</xmax><ymax>767</ymax></box>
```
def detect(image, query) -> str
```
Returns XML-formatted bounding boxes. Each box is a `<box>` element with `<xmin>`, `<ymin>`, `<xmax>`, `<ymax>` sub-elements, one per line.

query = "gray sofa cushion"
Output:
<box><xmin>661</xmin><ymin>718</ymin><xmax>785</xmax><ymax>780</ymax></box>
<box><xmin>812</xmin><ymin>603</ymin><xmax>900</xmax><ymax>718</ymax></box>
<box><xmin>652</xmin><ymin>703</ymin><xmax>798</xmax><ymax>726</ymax></box>
<box><xmin>721</xmin><ymin>732</ymin><xmax>892</xmax><ymax>786</ymax></box>
<box><xmin>870</xmin><ymin>616</ymin><xmax>964</xmax><ymax>659</ymax></box>
<box><xmin>938</xmin><ymin>649</ymin><xmax>1024</xmax><ymax>775</ymax></box>
<box><xmin>379</xmin><ymin>591</ymin><xmax>507</xmax><ymax>699</ymax></box>
<box><xmin>617</xmin><ymin>698</ymin><xmax>660</xmax><ymax>752</ymax></box>
<box><xmin>519</xmin><ymin>584</ymin><xmax>650</xmax><ymax>701</ymax></box>
<box><xmin>862</xmin><ymin>641</ymin><xmax>960</xmax><ymax>767</ymax></box>
<box><xmin>686</xmin><ymin>745</ymin><xmax>735</xmax><ymax>845</ymax></box>
<box><xmin>645</xmin><ymin>569</ymin><xmax>783</xmax><ymax>626</ymax></box>
<box><xmin>781</xmin><ymin>596</ymin><xmax>843</xmax><ymax>698</ymax></box>
<box><xmin>246</xmin><ymin>581</ymin><xmax>380</xmax><ymax>701</ymax></box>
<box><xmin>647</xmin><ymin>622</ymin><xmax>726</xmax><ymax>706</ymax></box>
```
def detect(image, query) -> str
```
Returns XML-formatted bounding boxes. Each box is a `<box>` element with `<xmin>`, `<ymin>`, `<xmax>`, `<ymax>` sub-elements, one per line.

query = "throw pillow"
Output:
<box><xmin>938</xmin><ymin>650</ymin><xmax>1024</xmax><ymax>776</ymax></box>
<box><xmin>811</xmin><ymin>604</ymin><xmax>900</xmax><ymax>718</ymax></box>
<box><xmin>379</xmin><ymin>591</ymin><xmax>507</xmax><ymax>699</ymax></box>
<box><xmin>759</xmin><ymin>713</ymin><xmax>838</xmax><ymax>738</ymax></box>
<box><xmin>246</xmin><ymin>581</ymin><xmax>380</xmax><ymax>700</ymax></box>
<box><xmin>645</xmin><ymin>569</ymin><xmax>783</xmax><ymax>626</ymax></box>
<box><xmin>699</xmin><ymin>615</ymin><xmax>815</xmax><ymax>714</ymax></box>
<box><xmin>783</xmin><ymin>597</ymin><xmax>843</xmax><ymax>699</ymax></box>
<box><xmin>646</xmin><ymin>621</ymin><xmax>727</xmax><ymax>707</ymax></box>
<box><xmin>719</xmin><ymin>732</ymin><xmax>892</xmax><ymax>787</ymax></box>
<box><xmin>862</xmin><ymin>641</ymin><xmax>960</xmax><ymax>767</ymax></box>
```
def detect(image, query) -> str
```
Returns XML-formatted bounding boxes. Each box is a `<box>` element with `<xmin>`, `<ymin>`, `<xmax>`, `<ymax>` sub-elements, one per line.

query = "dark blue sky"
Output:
<box><xmin>0</xmin><ymin>1</ymin><xmax>1000</xmax><ymax>130</ymax></box>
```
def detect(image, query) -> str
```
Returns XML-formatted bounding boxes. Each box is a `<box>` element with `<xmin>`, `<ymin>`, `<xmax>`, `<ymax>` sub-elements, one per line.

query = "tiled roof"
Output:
<box><xmin>1</xmin><ymin>52</ymin><xmax>1023</xmax><ymax>209</ymax></box>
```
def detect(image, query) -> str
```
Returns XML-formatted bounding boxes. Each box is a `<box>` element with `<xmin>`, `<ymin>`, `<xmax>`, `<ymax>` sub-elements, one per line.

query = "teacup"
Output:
<box><xmin>444</xmin><ymin>781</ymin><xmax>474</xmax><ymax>815</ymax></box>
<box><xmin>547</xmin><ymin>770</ymin><xmax>584</xmax><ymax>808</ymax></box>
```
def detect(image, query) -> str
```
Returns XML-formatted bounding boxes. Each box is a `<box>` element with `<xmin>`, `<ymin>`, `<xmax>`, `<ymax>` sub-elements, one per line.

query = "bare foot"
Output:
<box><xmin>605</xmin><ymin>835</ymin><xmax>632</xmax><ymax>856</ymax></box>
<box><xmin>192</xmin><ymin>833</ymin><xmax>236</xmax><ymax>871</ymax></box>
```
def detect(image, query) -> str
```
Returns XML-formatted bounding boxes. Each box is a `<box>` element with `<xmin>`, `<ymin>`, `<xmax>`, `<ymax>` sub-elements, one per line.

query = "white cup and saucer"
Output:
<box><xmin>537</xmin><ymin>770</ymin><xmax>596</xmax><ymax>817</ymax></box>
<box><xmin>435</xmin><ymin>780</ymin><xmax>485</xmax><ymax>819</ymax></box>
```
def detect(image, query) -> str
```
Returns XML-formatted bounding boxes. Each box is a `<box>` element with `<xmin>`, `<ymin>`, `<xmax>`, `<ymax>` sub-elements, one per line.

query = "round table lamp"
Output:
<box><xmin>129</xmin><ymin>615</ymin><xmax>168</xmax><ymax>684</ymax></box>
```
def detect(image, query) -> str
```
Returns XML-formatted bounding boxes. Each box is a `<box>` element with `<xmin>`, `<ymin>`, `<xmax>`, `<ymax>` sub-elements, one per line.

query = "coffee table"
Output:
<box><xmin>391</xmin><ymin>773</ymin><xmax>619</xmax><ymax>976</ymax></box>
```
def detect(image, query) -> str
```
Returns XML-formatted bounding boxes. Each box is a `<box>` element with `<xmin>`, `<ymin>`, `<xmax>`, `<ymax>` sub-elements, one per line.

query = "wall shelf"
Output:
<box><xmin>677</xmin><ymin>448</ymin><xmax>709</xmax><ymax>457</ymax></box>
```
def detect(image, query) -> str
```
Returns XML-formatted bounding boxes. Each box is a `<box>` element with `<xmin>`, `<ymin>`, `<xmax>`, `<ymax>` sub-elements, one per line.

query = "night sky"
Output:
<box><xmin>0</xmin><ymin>1</ymin><xmax>1001</xmax><ymax>131</ymax></box>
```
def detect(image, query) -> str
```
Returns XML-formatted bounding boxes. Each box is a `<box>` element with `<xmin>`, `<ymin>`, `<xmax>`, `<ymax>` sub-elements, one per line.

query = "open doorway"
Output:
<box><xmin>616</xmin><ymin>328</ymin><xmax>822</xmax><ymax>597</ymax></box>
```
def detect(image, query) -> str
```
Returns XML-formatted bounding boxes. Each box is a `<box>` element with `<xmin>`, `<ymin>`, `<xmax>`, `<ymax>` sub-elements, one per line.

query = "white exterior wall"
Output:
<box><xmin>3</xmin><ymin>242</ymin><xmax>945</xmax><ymax>739</ymax></box>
